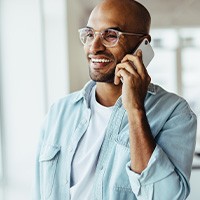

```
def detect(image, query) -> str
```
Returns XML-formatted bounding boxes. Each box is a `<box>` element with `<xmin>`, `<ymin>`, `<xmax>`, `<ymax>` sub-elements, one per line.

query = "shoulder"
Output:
<box><xmin>147</xmin><ymin>83</ymin><xmax>196</xmax><ymax>119</ymax></box>
<box><xmin>51</xmin><ymin>90</ymin><xmax>82</xmax><ymax>110</ymax></box>
<box><xmin>44</xmin><ymin>81</ymin><xmax>95</xmax><ymax>122</ymax></box>
<box><xmin>148</xmin><ymin>83</ymin><xmax>187</xmax><ymax>105</ymax></box>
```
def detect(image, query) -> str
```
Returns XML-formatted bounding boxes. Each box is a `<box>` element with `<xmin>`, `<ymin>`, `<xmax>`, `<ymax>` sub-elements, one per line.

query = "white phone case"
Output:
<box><xmin>120</xmin><ymin>39</ymin><xmax>154</xmax><ymax>83</ymax></box>
<box><xmin>133</xmin><ymin>38</ymin><xmax>154</xmax><ymax>67</ymax></box>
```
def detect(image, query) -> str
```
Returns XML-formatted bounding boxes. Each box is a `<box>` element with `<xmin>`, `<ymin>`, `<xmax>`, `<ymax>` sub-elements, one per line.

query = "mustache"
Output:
<box><xmin>88</xmin><ymin>53</ymin><xmax>113</xmax><ymax>58</ymax></box>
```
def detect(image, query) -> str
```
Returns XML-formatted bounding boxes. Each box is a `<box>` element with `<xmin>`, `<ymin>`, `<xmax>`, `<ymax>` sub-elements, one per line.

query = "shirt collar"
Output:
<box><xmin>71</xmin><ymin>81</ymin><xmax>157</xmax><ymax>104</ymax></box>
<box><xmin>147</xmin><ymin>83</ymin><xmax>157</xmax><ymax>95</ymax></box>
<box><xmin>72</xmin><ymin>80</ymin><xmax>95</xmax><ymax>104</ymax></box>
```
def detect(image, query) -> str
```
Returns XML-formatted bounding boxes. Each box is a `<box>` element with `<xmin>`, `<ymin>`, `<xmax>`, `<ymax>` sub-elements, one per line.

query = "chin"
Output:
<box><xmin>90</xmin><ymin>74</ymin><xmax>115</xmax><ymax>83</ymax></box>
<box><xmin>89</xmin><ymin>67</ymin><xmax>115</xmax><ymax>83</ymax></box>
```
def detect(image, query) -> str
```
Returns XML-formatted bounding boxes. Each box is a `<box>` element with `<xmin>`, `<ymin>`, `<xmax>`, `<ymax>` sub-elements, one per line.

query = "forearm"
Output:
<box><xmin>127</xmin><ymin>108</ymin><xmax>156</xmax><ymax>173</ymax></box>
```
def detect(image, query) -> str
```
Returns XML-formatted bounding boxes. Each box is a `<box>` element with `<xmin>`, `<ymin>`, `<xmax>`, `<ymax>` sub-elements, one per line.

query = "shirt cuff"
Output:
<box><xmin>126</xmin><ymin>145</ymin><xmax>175</xmax><ymax>195</ymax></box>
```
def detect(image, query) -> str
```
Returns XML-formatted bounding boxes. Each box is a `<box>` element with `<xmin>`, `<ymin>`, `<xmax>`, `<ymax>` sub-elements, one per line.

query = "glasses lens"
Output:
<box><xmin>79</xmin><ymin>28</ymin><xmax>119</xmax><ymax>47</ymax></box>
<box><xmin>102</xmin><ymin>29</ymin><xmax>118</xmax><ymax>46</ymax></box>
<box><xmin>79</xmin><ymin>28</ymin><xmax>94</xmax><ymax>45</ymax></box>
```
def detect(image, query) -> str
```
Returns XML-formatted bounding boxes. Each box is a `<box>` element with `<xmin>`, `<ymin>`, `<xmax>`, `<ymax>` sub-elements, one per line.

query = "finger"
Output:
<box><xmin>114</xmin><ymin>68</ymin><xmax>123</xmax><ymax>85</ymax></box>
<box><xmin>121</xmin><ymin>51</ymin><xmax>147</xmax><ymax>77</ymax></box>
<box><xmin>135</xmin><ymin>50</ymin><xmax>148</xmax><ymax>75</ymax></box>
<box><xmin>116</xmin><ymin>62</ymin><xmax>137</xmax><ymax>75</ymax></box>
<box><xmin>121</xmin><ymin>53</ymin><xmax>143</xmax><ymax>70</ymax></box>
<box><xmin>136</xmin><ymin>49</ymin><xmax>143</xmax><ymax>60</ymax></box>
<box><xmin>114</xmin><ymin>62</ymin><xmax>138</xmax><ymax>85</ymax></box>
<box><xmin>116</xmin><ymin>68</ymin><xmax>139</xmax><ymax>85</ymax></box>
<box><xmin>114</xmin><ymin>73</ymin><xmax>121</xmax><ymax>85</ymax></box>
<box><xmin>121</xmin><ymin>54</ymin><xmax>136</xmax><ymax>63</ymax></box>
<box><xmin>115</xmin><ymin>68</ymin><xmax>128</xmax><ymax>85</ymax></box>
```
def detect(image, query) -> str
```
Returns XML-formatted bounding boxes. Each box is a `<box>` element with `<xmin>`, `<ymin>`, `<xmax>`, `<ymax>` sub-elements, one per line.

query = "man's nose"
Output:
<box><xmin>89</xmin><ymin>34</ymin><xmax>106</xmax><ymax>54</ymax></box>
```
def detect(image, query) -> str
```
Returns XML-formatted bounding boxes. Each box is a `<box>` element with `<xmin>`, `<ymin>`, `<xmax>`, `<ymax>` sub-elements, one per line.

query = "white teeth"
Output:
<box><xmin>91</xmin><ymin>58</ymin><xmax>111</xmax><ymax>63</ymax></box>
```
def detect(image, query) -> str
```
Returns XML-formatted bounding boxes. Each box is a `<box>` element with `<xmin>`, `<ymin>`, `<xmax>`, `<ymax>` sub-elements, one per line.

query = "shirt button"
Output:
<box><xmin>82</xmin><ymin>119</ymin><xmax>87</xmax><ymax>124</ymax></box>
<box><xmin>68</xmin><ymin>147</ymin><xmax>73</xmax><ymax>152</ymax></box>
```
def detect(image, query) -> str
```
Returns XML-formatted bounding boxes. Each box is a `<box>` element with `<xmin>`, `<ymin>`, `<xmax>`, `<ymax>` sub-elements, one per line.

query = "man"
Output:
<box><xmin>33</xmin><ymin>0</ymin><xmax>197</xmax><ymax>199</ymax></box>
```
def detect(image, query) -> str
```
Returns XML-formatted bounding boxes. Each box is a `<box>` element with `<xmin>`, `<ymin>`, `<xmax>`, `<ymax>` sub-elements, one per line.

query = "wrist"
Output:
<box><xmin>127</xmin><ymin>106</ymin><xmax>145</xmax><ymax>118</ymax></box>
<box><xmin>127</xmin><ymin>107</ymin><xmax>148</xmax><ymax>129</ymax></box>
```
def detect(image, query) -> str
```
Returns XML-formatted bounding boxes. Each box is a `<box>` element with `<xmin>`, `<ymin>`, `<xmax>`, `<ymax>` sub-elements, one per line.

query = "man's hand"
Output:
<box><xmin>114</xmin><ymin>50</ymin><xmax>155</xmax><ymax>173</ymax></box>
<box><xmin>114</xmin><ymin>50</ymin><xmax>151</xmax><ymax>112</ymax></box>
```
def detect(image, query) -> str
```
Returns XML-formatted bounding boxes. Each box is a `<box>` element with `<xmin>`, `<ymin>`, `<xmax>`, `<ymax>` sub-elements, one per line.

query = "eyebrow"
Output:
<box><xmin>106</xmin><ymin>27</ymin><xmax>122</xmax><ymax>31</ymax></box>
<box><xmin>86</xmin><ymin>26</ymin><xmax>123</xmax><ymax>32</ymax></box>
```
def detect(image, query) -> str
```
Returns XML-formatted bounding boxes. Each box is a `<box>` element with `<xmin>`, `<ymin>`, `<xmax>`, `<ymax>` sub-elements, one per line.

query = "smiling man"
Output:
<box><xmin>33</xmin><ymin>0</ymin><xmax>197</xmax><ymax>199</ymax></box>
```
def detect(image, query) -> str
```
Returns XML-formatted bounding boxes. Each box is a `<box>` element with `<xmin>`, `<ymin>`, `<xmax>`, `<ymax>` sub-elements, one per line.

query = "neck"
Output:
<box><xmin>95</xmin><ymin>82</ymin><xmax>122</xmax><ymax>107</ymax></box>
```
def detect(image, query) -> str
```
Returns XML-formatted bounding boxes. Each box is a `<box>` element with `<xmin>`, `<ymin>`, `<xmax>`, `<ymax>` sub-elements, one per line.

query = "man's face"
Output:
<box><xmin>84</xmin><ymin>2</ymin><xmax>141</xmax><ymax>83</ymax></box>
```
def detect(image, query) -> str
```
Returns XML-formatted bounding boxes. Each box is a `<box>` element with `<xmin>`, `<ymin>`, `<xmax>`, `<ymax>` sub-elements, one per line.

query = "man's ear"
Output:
<box><xmin>139</xmin><ymin>34</ymin><xmax>151</xmax><ymax>43</ymax></box>
<box><xmin>146</xmin><ymin>34</ymin><xmax>151</xmax><ymax>42</ymax></box>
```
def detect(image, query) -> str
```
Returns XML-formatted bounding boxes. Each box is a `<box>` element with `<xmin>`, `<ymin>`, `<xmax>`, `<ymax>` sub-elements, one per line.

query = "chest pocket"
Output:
<box><xmin>39</xmin><ymin>144</ymin><xmax>61</xmax><ymax>199</ymax></box>
<box><xmin>115</xmin><ymin>129</ymin><xmax>130</xmax><ymax>148</ymax></box>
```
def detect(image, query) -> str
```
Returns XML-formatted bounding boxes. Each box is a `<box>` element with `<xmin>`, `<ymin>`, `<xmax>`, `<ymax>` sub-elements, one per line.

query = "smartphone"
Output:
<box><xmin>120</xmin><ymin>38</ymin><xmax>154</xmax><ymax>83</ymax></box>
<box><xmin>133</xmin><ymin>38</ymin><xmax>154</xmax><ymax>68</ymax></box>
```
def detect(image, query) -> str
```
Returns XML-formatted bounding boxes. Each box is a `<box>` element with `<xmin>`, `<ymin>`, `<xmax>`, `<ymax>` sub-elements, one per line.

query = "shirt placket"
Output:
<box><xmin>93</xmin><ymin>101</ymin><xmax>126</xmax><ymax>200</ymax></box>
<box><xmin>65</xmin><ymin>107</ymin><xmax>91</xmax><ymax>199</ymax></box>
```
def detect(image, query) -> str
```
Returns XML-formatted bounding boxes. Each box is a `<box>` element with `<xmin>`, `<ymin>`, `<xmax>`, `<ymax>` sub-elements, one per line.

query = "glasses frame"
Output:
<box><xmin>78</xmin><ymin>27</ymin><xmax>146</xmax><ymax>47</ymax></box>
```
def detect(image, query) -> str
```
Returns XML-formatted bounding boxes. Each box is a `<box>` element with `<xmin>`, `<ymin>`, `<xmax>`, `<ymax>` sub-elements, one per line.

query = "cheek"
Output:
<box><xmin>120</xmin><ymin>37</ymin><xmax>137</xmax><ymax>53</ymax></box>
<box><xmin>113</xmin><ymin>46</ymin><xmax>129</xmax><ymax>64</ymax></box>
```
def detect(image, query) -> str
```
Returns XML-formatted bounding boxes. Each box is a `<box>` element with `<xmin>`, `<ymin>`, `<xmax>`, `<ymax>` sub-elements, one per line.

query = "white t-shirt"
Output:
<box><xmin>70</xmin><ymin>86</ymin><xmax>113</xmax><ymax>200</ymax></box>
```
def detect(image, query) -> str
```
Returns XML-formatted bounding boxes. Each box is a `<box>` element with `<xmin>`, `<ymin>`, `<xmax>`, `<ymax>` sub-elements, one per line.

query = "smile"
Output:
<box><xmin>91</xmin><ymin>58</ymin><xmax>112</xmax><ymax>63</ymax></box>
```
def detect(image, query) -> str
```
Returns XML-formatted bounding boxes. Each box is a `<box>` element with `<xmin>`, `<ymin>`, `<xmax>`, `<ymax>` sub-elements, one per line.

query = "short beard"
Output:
<box><xmin>89</xmin><ymin>67</ymin><xmax>115</xmax><ymax>83</ymax></box>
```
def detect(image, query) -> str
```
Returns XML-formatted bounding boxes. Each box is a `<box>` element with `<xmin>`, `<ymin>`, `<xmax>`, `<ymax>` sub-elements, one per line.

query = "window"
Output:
<box><xmin>0</xmin><ymin>123</ymin><xmax>2</xmax><ymax>182</ymax></box>
<box><xmin>149</xmin><ymin>28</ymin><xmax>200</xmax><ymax>159</ymax></box>
<box><xmin>0</xmin><ymin>112</ymin><xmax>3</xmax><ymax>196</ymax></box>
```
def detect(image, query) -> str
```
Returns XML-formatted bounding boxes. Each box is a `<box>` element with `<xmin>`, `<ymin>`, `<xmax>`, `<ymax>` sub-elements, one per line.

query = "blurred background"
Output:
<box><xmin>0</xmin><ymin>0</ymin><xmax>200</xmax><ymax>199</ymax></box>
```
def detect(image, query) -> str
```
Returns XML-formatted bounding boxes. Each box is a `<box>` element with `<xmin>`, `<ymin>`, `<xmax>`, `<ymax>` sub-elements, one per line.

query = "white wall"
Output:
<box><xmin>0</xmin><ymin>0</ymin><xmax>69</xmax><ymax>199</ymax></box>
<box><xmin>66</xmin><ymin>0</ymin><xmax>90</xmax><ymax>92</ymax></box>
<box><xmin>0</xmin><ymin>0</ymin><xmax>45</xmax><ymax>198</ymax></box>
<box><xmin>42</xmin><ymin>0</ymin><xmax>69</xmax><ymax>107</ymax></box>
<box><xmin>188</xmin><ymin>170</ymin><xmax>200</xmax><ymax>200</ymax></box>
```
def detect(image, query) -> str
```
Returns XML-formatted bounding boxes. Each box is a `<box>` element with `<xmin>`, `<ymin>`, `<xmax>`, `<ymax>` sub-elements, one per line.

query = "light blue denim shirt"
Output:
<box><xmin>33</xmin><ymin>81</ymin><xmax>197</xmax><ymax>200</ymax></box>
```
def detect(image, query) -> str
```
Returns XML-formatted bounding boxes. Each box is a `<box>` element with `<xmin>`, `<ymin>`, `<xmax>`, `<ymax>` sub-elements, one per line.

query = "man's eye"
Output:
<box><xmin>107</xmin><ymin>34</ymin><xmax>117</xmax><ymax>38</ymax></box>
<box><xmin>86</xmin><ymin>33</ymin><xmax>94</xmax><ymax>37</ymax></box>
<box><xmin>105</xmin><ymin>31</ymin><xmax>117</xmax><ymax>38</ymax></box>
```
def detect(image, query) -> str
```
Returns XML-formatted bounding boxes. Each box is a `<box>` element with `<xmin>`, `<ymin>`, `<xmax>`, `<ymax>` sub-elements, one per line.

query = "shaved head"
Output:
<box><xmin>89</xmin><ymin>0</ymin><xmax>151</xmax><ymax>34</ymax></box>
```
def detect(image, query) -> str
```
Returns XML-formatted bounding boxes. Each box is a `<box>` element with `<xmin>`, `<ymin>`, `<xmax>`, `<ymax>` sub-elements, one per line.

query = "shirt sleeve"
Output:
<box><xmin>32</xmin><ymin>128</ymin><xmax>44</xmax><ymax>200</ymax></box>
<box><xmin>126</xmin><ymin>146</ymin><xmax>175</xmax><ymax>199</ymax></box>
<box><xmin>32</xmin><ymin>106</ymin><xmax>53</xmax><ymax>200</ymax></box>
<box><xmin>126</xmin><ymin>101</ymin><xmax>197</xmax><ymax>200</ymax></box>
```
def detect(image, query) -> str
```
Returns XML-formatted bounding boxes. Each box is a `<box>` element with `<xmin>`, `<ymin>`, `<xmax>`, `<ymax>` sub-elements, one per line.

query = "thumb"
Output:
<box><xmin>136</xmin><ymin>49</ymin><xmax>142</xmax><ymax>58</ymax></box>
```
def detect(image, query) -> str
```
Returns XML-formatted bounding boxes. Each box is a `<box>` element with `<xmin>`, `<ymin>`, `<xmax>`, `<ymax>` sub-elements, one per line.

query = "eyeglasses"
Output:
<box><xmin>78</xmin><ymin>27</ymin><xmax>145</xmax><ymax>47</ymax></box>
